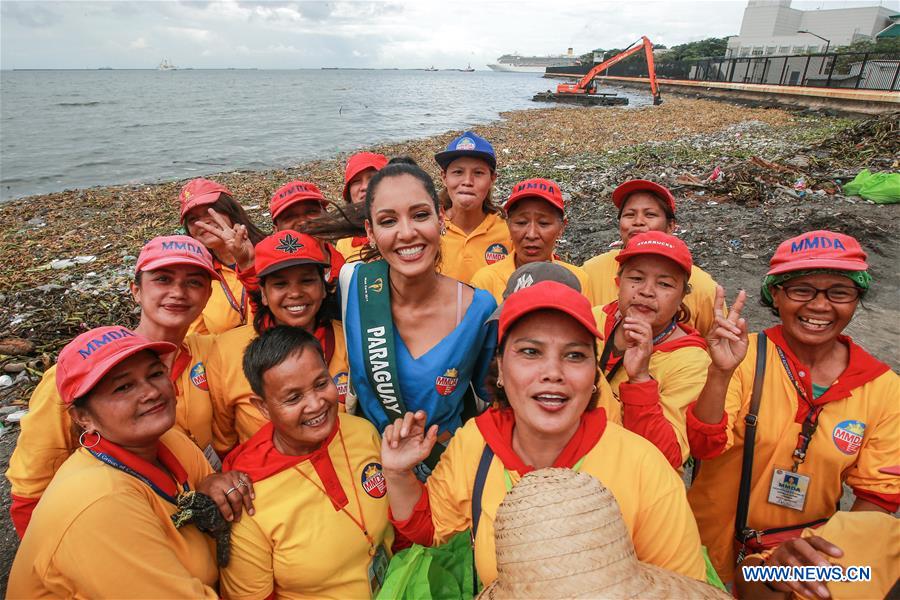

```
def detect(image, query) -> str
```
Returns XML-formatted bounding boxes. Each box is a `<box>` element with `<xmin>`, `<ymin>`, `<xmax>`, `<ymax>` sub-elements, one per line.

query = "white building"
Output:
<box><xmin>727</xmin><ymin>0</ymin><xmax>898</xmax><ymax>57</ymax></box>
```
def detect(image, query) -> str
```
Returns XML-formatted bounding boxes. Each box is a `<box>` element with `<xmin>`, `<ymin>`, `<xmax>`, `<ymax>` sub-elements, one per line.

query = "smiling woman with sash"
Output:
<box><xmin>308</xmin><ymin>157</ymin><xmax>497</xmax><ymax>480</ymax></box>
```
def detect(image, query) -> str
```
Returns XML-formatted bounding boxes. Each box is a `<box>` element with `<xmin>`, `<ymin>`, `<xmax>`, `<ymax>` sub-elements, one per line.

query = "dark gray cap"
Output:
<box><xmin>487</xmin><ymin>262</ymin><xmax>582</xmax><ymax>321</ymax></box>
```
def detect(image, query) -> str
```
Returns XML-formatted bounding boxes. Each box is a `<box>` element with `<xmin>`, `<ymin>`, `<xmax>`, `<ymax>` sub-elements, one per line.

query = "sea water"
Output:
<box><xmin>0</xmin><ymin>69</ymin><xmax>649</xmax><ymax>201</ymax></box>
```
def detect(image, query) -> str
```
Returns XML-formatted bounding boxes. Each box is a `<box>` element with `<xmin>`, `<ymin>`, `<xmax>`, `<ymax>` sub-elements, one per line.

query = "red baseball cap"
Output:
<box><xmin>498</xmin><ymin>281</ymin><xmax>601</xmax><ymax>344</ymax></box>
<box><xmin>255</xmin><ymin>230</ymin><xmax>329</xmax><ymax>278</ymax></box>
<box><xmin>56</xmin><ymin>326</ymin><xmax>176</xmax><ymax>405</ymax></box>
<box><xmin>343</xmin><ymin>152</ymin><xmax>388</xmax><ymax>202</ymax></box>
<box><xmin>270</xmin><ymin>181</ymin><xmax>328</xmax><ymax>221</ymax></box>
<box><xmin>179</xmin><ymin>178</ymin><xmax>231</xmax><ymax>219</ymax></box>
<box><xmin>615</xmin><ymin>231</ymin><xmax>693</xmax><ymax>275</ymax></box>
<box><xmin>505</xmin><ymin>178</ymin><xmax>565</xmax><ymax>214</ymax></box>
<box><xmin>767</xmin><ymin>230</ymin><xmax>868</xmax><ymax>276</ymax></box>
<box><xmin>135</xmin><ymin>235</ymin><xmax>222</xmax><ymax>281</ymax></box>
<box><xmin>611</xmin><ymin>179</ymin><xmax>676</xmax><ymax>213</ymax></box>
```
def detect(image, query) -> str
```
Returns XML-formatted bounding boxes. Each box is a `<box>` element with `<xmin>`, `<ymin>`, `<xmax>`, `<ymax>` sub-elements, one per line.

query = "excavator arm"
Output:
<box><xmin>556</xmin><ymin>36</ymin><xmax>661</xmax><ymax>105</ymax></box>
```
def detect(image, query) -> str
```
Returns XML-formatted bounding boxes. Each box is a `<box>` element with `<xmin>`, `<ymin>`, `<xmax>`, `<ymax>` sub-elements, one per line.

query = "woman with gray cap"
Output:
<box><xmin>435</xmin><ymin>131</ymin><xmax>512</xmax><ymax>284</ymax></box>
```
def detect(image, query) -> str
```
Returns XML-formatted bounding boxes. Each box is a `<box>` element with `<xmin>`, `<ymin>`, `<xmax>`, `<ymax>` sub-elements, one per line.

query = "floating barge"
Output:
<box><xmin>532</xmin><ymin>91</ymin><xmax>629</xmax><ymax>106</ymax></box>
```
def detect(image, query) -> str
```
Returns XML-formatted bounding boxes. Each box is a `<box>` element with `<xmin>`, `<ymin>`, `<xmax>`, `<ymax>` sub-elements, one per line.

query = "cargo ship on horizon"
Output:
<box><xmin>487</xmin><ymin>48</ymin><xmax>580</xmax><ymax>73</ymax></box>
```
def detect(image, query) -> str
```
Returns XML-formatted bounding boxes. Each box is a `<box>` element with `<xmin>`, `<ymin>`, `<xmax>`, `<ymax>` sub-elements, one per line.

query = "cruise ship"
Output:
<box><xmin>487</xmin><ymin>48</ymin><xmax>580</xmax><ymax>73</ymax></box>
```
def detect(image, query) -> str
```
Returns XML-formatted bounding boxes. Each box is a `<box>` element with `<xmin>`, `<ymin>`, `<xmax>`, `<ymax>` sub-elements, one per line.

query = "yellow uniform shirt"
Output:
<box><xmin>470</xmin><ymin>253</ymin><xmax>593</xmax><ymax>305</ymax></box>
<box><xmin>221</xmin><ymin>414</ymin><xmax>394</xmax><ymax>599</ymax></box>
<box><xmin>189</xmin><ymin>264</ymin><xmax>251</xmax><ymax>335</ymax></box>
<box><xmin>745</xmin><ymin>511</ymin><xmax>900</xmax><ymax>600</ymax></box>
<box><xmin>688</xmin><ymin>330</ymin><xmax>900</xmax><ymax>583</ymax></box>
<box><xmin>7</xmin><ymin>429</ymin><xmax>218</xmax><ymax>598</ymax></box>
<box><xmin>424</xmin><ymin>417</ymin><xmax>707</xmax><ymax>586</ymax></box>
<box><xmin>582</xmin><ymin>249</ymin><xmax>720</xmax><ymax>336</ymax></box>
<box><xmin>207</xmin><ymin>321</ymin><xmax>349</xmax><ymax>453</ymax></box>
<box><xmin>7</xmin><ymin>335</ymin><xmax>217</xmax><ymax>501</ymax></box>
<box><xmin>335</xmin><ymin>237</ymin><xmax>366</xmax><ymax>264</ymax></box>
<box><xmin>439</xmin><ymin>213</ymin><xmax>512</xmax><ymax>284</ymax></box>
<box><xmin>593</xmin><ymin>306</ymin><xmax>710</xmax><ymax>467</ymax></box>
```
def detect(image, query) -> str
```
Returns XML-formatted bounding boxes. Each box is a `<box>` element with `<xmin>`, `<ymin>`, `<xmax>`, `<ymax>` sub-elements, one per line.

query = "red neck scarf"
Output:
<box><xmin>764</xmin><ymin>324</ymin><xmax>890</xmax><ymax>419</ymax></box>
<box><xmin>89</xmin><ymin>436</ymin><xmax>190</xmax><ymax>502</ymax></box>
<box><xmin>474</xmin><ymin>407</ymin><xmax>607</xmax><ymax>474</ymax></box>
<box><xmin>223</xmin><ymin>419</ymin><xmax>348</xmax><ymax>510</ymax></box>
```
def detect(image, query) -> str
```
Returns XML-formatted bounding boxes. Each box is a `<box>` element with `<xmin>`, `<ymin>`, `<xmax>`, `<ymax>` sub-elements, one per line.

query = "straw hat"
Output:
<box><xmin>478</xmin><ymin>468</ymin><xmax>729</xmax><ymax>600</ymax></box>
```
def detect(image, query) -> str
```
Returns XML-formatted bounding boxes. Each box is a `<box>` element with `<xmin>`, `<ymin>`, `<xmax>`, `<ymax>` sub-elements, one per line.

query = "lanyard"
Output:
<box><xmin>293</xmin><ymin>429</ymin><xmax>377</xmax><ymax>555</ymax></box>
<box><xmin>503</xmin><ymin>456</ymin><xmax>587</xmax><ymax>492</ymax></box>
<box><xmin>599</xmin><ymin>317</ymin><xmax>677</xmax><ymax>381</ymax></box>
<box><xmin>217</xmin><ymin>267</ymin><xmax>247</xmax><ymax>324</ymax></box>
<box><xmin>774</xmin><ymin>346</ymin><xmax>822</xmax><ymax>471</ymax></box>
<box><xmin>87</xmin><ymin>449</ymin><xmax>189</xmax><ymax>505</ymax></box>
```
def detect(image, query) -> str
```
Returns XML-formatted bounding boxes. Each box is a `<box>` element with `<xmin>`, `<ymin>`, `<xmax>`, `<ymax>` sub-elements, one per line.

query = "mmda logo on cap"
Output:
<box><xmin>77</xmin><ymin>328</ymin><xmax>135</xmax><ymax>360</ymax></box>
<box><xmin>790</xmin><ymin>235</ymin><xmax>848</xmax><ymax>253</ymax></box>
<box><xmin>161</xmin><ymin>240</ymin><xmax>205</xmax><ymax>255</ymax></box>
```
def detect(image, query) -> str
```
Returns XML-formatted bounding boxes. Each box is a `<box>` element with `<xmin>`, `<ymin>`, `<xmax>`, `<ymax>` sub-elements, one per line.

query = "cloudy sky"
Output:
<box><xmin>1</xmin><ymin>0</ymin><xmax>895</xmax><ymax>70</ymax></box>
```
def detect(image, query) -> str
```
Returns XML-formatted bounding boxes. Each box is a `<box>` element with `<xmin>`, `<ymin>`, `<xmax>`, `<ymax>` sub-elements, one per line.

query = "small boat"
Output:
<box><xmin>158</xmin><ymin>58</ymin><xmax>177</xmax><ymax>71</ymax></box>
<box><xmin>425</xmin><ymin>66</ymin><xmax>438</xmax><ymax>71</ymax></box>
<box><xmin>462</xmin><ymin>63</ymin><xmax>475</xmax><ymax>72</ymax></box>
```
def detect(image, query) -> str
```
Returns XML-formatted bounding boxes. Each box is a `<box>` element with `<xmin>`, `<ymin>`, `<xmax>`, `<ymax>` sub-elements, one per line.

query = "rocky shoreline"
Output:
<box><xmin>0</xmin><ymin>98</ymin><xmax>897</xmax><ymax>584</ymax></box>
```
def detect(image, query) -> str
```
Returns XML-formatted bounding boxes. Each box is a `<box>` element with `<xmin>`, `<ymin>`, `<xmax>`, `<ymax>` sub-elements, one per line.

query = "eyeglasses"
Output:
<box><xmin>776</xmin><ymin>284</ymin><xmax>862</xmax><ymax>303</ymax></box>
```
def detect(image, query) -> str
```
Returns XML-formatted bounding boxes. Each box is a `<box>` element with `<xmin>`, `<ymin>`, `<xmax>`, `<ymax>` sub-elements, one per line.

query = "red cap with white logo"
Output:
<box><xmin>615</xmin><ymin>231</ymin><xmax>693</xmax><ymax>275</ymax></box>
<box><xmin>254</xmin><ymin>230</ymin><xmax>329</xmax><ymax>278</ymax></box>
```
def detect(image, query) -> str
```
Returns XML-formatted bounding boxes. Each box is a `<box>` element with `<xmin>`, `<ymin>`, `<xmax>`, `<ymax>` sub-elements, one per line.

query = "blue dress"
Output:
<box><xmin>344</xmin><ymin>263</ymin><xmax>498</xmax><ymax>437</ymax></box>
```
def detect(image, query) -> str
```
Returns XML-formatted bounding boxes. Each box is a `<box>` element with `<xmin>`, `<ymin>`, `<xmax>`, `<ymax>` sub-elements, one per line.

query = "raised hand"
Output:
<box><xmin>381</xmin><ymin>411</ymin><xmax>438</xmax><ymax>474</ymax></box>
<box><xmin>193</xmin><ymin>208</ymin><xmax>255</xmax><ymax>271</ymax></box>
<box><xmin>706</xmin><ymin>286</ymin><xmax>749</xmax><ymax>373</ymax></box>
<box><xmin>621</xmin><ymin>306</ymin><xmax>653</xmax><ymax>383</ymax></box>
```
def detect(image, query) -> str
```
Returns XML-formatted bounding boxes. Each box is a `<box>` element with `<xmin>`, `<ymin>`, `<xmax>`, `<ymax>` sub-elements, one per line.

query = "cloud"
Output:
<box><xmin>130</xmin><ymin>37</ymin><xmax>148</xmax><ymax>49</ymax></box>
<box><xmin>1</xmin><ymin>1</ymin><xmax>62</xmax><ymax>28</ymax></box>
<box><xmin>164</xmin><ymin>26</ymin><xmax>213</xmax><ymax>43</ymax></box>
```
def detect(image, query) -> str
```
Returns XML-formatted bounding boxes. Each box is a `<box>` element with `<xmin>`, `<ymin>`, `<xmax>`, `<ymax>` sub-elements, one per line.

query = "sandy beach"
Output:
<box><xmin>0</xmin><ymin>98</ymin><xmax>897</xmax><ymax>583</ymax></box>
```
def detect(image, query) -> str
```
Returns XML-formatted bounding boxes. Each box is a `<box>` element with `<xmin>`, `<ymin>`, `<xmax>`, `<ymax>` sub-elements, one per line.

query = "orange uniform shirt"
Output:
<box><xmin>7</xmin><ymin>335</ymin><xmax>217</xmax><ymax>536</ymax></box>
<box><xmin>398</xmin><ymin>411</ymin><xmax>706</xmax><ymax>586</ymax></box>
<box><xmin>593</xmin><ymin>304</ymin><xmax>710</xmax><ymax>468</ymax></box>
<box><xmin>207</xmin><ymin>321</ymin><xmax>349</xmax><ymax>454</ymax></box>
<box><xmin>582</xmin><ymin>249</ymin><xmax>721</xmax><ymax>336</ymax></box>
<box><xmin>7</xmin><ymin>429</ymin><xmax>218</xmax><ymax>598</ymax></box>
<box><xmin>687</xmin><ymin>328</ymin><xmax>899</xmax><ymax>582</ymax></box>
<box><xmin>439</xmin><ymin>213</ymin><xmax>512</xmax><ymax>284</ymax></box>
<box><xmin>470</xmin><ymin>253</ymin><xmax>593</xmax><ymax>305</ymax></box>
<box><xmin>189</xmin><ymin>263</ymin><xmax>251</xmax><ymax>335</ymax></box>
<box><xmin>335</xmin><ymin>236</ymin><xmax>367</xmax><ymax>264</ymax></box>
<box><xmin>221</xmin><ymin>414</ymin><xmax>394</xmax><ymax>599</ymax></box>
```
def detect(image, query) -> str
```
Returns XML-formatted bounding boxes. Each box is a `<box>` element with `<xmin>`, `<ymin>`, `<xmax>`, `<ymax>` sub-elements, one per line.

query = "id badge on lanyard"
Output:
<box><xmin>768</xmin><ymin>467</ymin><xmax>811</xmax><ymax>511</ymax></box>
<box><xmin>368</xmin><ymin>543</ymin><xmax>389</xmax><ymax>597</ymax></box>
<box><xmin>767</xmin><ymin>347</ymin><xmax>820</xmax><ymax>512</ymax></box>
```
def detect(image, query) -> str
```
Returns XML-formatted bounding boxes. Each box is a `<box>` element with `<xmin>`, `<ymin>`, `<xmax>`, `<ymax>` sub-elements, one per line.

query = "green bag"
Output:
<box><xmin>702</xmin><ymin>546</ymin><xmax>727</xmax><ymax>592</ymax></box>
<box><xmin>842</xmin><ymin>169</ymin><xmax>900</xmax><ymax>204</ymax></box>
<box><xmin>376</xmin><ymin>531</ymin><xmax>478</xmax><ymax>600</ymax></box>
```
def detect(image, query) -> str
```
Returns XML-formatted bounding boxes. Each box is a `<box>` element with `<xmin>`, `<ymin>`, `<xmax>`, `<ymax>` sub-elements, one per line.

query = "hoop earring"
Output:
<box><xmin>79</xmin><ymin>430</ymin><xmax>101</xmax><ymax>449</ymax></box>
<box><xmin>496</xmin><ymin>378</ymin><xmax>504</xmax><ymax>389</ymax></box>
<box><xmin>591</xmin><ymin>385</ymin><xmax>598</xmax><ymax>394</ymax></box>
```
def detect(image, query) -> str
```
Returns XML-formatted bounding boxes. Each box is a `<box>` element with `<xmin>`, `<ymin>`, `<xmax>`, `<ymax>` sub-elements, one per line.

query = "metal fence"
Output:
<box><xmin>546</xmin><ymin>51</ymin><xmax>900</xmax><ymax>91</ymax></box>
